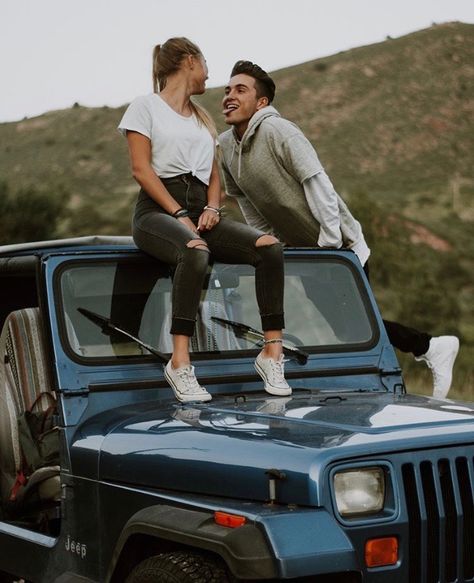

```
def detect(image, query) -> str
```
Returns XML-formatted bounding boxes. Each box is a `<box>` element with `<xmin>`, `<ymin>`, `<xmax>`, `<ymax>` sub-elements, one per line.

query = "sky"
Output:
<box><xmin>1</xmin><ymin>0</ymin><xmax>473</xmax><ymax>123</ymax></box>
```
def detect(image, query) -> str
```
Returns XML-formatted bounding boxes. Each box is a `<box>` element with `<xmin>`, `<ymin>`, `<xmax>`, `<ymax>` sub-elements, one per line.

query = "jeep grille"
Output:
<box><xmin>402</xmin><ymin>451</ymin><xmax>474</xmax><ymax>583</ymax></box>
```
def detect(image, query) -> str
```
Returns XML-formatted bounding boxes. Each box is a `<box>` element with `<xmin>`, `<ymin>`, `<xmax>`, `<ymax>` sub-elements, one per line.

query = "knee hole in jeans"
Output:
<box><xmin>255</xmin><ymin>235</ymin><xmax>280</xmax><ymax>247</ymax></box>
<box><xmin>186</xmin><ymin>238</ymin><xmax>210</xmax><ymax>253</ymax></box>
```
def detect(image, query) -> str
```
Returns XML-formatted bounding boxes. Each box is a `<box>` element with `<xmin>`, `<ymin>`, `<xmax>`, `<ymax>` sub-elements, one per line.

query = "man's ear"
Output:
<box><xmin>256</xmin><ymin>96</ymin><xmax>269</xmax><ymax>111</ymax></box>
<box><xmin>187</xmin><ymin>54</ymin><xmax>195</xmax><ymax>70</ymax></box>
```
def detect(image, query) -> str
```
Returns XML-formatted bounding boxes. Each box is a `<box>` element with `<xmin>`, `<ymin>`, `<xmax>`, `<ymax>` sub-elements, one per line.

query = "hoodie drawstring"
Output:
<box><xmin>228</xmin><ymin>141</ymin><xmax>243</xmax><ymax>179</ymax></box>
<box><xmin>238</xmin><ymin>144</ymin><xmax>243</xmax><ymax>179</ymax></box>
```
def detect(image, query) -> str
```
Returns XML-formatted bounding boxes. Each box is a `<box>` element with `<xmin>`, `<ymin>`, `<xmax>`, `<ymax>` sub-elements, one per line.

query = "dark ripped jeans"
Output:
<box><xmin>132</xmin><ymin>174</ymin><xmax>285</xmax><ymax>336</ymax></box>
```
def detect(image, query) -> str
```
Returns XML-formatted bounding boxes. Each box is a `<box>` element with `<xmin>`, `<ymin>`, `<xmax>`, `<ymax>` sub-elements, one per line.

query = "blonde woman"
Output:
<box><xmin>118</xmin><ymin>38</ymin><xmax>290</xmax><ymax>403</ymax></box>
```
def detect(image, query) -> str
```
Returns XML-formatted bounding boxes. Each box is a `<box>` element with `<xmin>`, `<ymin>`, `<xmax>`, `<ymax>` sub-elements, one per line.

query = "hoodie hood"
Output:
<box><xmin>228</xmin><ymin>106</ymin><xmax>281</xmax><ymax>178</ymax></box>
<box><xmin>238</xmin><ymin>106</ymin><xmax>281</xmax><ymax>146</ymax></box>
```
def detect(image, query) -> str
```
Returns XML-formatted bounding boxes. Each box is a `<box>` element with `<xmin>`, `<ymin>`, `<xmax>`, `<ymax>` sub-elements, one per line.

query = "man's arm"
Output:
<box><xmin>276</xmin><ymin>127</ymin><xmax>343</xmax><ymax>248</ymax></box>
<box><xmin>303</xmin><ymin>171</ymin><xmax>343</xmax><ymax>248</ymax></box>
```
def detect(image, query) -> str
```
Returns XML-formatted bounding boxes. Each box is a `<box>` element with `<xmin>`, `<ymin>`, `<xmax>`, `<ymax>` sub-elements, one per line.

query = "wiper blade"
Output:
<box><xmin>211</xmin><ymin>316</ymin><xmax>308</xmax><ymax>365</ymax></box>
<box><xmin>77</xmin><ymin>307</ymin><xmax>168</xmax><ymax>363</ymax></box>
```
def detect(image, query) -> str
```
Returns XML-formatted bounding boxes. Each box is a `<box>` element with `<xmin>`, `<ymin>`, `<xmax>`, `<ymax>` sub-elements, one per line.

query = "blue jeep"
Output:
<box><xmin>0</xmin><ymin>236</ymin><xmax>472</xmax><ymax>583</ymax></box>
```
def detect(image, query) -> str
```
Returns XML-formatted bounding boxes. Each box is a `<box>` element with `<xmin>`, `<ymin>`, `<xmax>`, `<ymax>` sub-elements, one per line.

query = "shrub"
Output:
<box><xmin>0</xmin><ymin>180</ymin><xmax>68</xmax><ymax>245</ymax></box>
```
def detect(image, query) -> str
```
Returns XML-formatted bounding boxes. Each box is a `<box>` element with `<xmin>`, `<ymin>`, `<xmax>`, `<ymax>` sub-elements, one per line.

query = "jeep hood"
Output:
<box><xmin>79</xmin><ymin>392</ymin><xmax>474</xmax><ymax>505</ymax></box>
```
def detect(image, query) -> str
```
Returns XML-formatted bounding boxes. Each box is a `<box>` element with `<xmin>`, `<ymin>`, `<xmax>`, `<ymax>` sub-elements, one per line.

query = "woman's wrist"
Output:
<box><xmin>172</xmin><ymin>208</ymin><xmax>190</xmax><ymax>219</ymax></box>
<box><xmin>203</xmin><ymin>205</ymin><xmax>222</xmax><ymax>217</ymax></box>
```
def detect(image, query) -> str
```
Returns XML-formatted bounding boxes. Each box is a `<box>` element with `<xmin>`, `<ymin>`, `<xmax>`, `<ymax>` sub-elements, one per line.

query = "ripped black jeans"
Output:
<box><xmin>132</xmin><ymin>174</ymin><xmax>285</xmax><ymax>336</ymax></box>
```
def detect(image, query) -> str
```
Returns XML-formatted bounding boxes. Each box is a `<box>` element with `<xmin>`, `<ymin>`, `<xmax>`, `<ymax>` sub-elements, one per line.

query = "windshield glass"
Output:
<box><xmin>58</xmin><ymin>255</ymin><xmax>376</xmax><ymax>360</ymax></box>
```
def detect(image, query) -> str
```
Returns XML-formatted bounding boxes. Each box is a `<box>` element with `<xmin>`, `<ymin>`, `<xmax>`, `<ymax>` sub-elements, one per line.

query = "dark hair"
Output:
<box><xmin>230</xmin><ymin>60</ymin><xmax>276</xmax><ymax>103</ymax></box>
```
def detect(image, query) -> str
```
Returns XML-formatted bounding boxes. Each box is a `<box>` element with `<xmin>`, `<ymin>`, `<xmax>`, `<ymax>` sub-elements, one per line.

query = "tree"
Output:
<box><xmin>0</xmin><ymin>181</ymin><xmax>68</xmax><ymax>245</ymax></box>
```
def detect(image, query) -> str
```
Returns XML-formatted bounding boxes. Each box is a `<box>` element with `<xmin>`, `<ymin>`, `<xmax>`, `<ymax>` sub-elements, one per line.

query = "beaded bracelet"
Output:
<box><xmin>173</xmin><ymin>208</ymin><xmax>190</xmax><ymax>219</ymax></box>
<box><xmin>203</xmin><ymin>205</ymin><xmax>221</xmax><ymax>217</ymax></box>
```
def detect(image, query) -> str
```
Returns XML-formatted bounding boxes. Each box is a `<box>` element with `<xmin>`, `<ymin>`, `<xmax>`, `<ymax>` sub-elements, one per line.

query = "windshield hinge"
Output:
<box><xmin>58</xmin><ymin>387</ymin><xmax>90</xmax><ymax>397</ymax></box>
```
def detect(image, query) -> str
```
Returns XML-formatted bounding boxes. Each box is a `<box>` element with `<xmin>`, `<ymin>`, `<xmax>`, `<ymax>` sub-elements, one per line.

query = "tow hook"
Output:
<box><xmin>265</xmin><ymin>468</ymin><xmax>287</xmax><ymax>504</ymax></box>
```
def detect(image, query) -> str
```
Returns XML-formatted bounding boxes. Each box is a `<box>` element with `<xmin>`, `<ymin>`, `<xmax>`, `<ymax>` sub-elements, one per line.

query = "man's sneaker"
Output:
<box><xmin>415</xmin><ymin>336</ymin><xmax>460</xmax><ymax>399</ymax></box>
<box><xmin>165</xmin><ymin>361</ymin><xmax>212</xmax><ymax>403</ymax></box>
<box><xmin>255</xmin><ymin>353</ymin><xmax>292</xmax><ymax>396</ymax></box>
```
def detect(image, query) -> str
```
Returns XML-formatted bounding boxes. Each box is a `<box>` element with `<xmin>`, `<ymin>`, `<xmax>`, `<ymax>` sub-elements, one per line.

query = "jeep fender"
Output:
<box><xmin>107</xmin><ymin>504</ymin><xmax>357</xmax><ymax>581</ymax></box>
<box><xmin>107</xmin><ymin>504</ymin><xmax>276</xmax><ymax>580</ymax></box>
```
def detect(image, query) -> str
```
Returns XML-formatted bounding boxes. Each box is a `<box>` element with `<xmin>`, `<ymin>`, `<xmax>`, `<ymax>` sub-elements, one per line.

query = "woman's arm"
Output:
<box><xmin>197</xmin><ymin>158</ymin><xmax>221</xmax><ymax>231</ymax></box>
<box><xmin>126</xmin><ymin>131</ymin><xmax>198</xmax><ymax>233</ymax></box>
<box><xmin>206</xmin><ymin>158</ymin><xmax>222</xmax><ymax>209</ymax></box>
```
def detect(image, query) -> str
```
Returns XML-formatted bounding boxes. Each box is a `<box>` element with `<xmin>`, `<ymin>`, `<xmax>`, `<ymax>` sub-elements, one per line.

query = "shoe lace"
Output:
<box><xmin>269</xmin><ymin>356</ymin><xmax>287</xmax><ymax>384</ymax></box>
<box><xmin>175</xmin><ymin>367</ymin><xmax>204</xmax><ymax>394</ymax></box>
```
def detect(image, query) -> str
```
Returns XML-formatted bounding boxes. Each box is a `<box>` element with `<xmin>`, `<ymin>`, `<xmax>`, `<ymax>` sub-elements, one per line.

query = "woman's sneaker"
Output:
<box><xmin>165</xmin><ymin>361</ymin><xmax>212</xmax><ymax>403</ymax></box>
<box><xmin>255</xmin><ymin>353</ymin><xmax>292</xmax><ymax>396</ymax></box>
<box><xmin>256</xmin><ymin>397</ymin><xmax>292</xmax><ymax>415</ymax></box>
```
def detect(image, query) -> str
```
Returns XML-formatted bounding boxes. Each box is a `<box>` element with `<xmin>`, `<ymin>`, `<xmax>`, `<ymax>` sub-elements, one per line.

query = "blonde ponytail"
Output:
<box><xmin>152</xmin><ymin>44</ymin><xmax>161</xmax><ymax>93</ymax></box>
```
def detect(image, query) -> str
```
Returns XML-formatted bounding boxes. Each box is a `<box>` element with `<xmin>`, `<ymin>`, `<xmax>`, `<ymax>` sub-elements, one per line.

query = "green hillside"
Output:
<box><xmin>0</xmin><ymin>22</ymin><xmax>472</xmax><ymax>398</ymax></box>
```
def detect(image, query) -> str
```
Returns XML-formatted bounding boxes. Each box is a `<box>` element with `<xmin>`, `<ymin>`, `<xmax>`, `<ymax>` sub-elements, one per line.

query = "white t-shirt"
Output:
<box><xmin>118</xmin><ymin>93</ymin><xmax>214</xmax><ymax>185</ymax></box>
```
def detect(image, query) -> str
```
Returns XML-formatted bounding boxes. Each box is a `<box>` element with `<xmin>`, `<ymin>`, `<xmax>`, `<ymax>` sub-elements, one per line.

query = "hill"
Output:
<box><xmin>0</xmin><ymin>22</ymin><xmax>472</xmax><ymax>397</ymax></box>
<box><xmin>200</xmin><ymin>22</ymin><xmax>473</xmax><ymax>238</ymax></box>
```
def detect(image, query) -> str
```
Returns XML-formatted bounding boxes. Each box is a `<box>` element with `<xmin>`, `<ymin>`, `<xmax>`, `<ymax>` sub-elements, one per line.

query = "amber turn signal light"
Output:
<box><xmin>365</xmin><ymin>537</ymin><xmax>398</xmax><ymax>567</ymax></box>
<box><xmin>214</xmin><ymin>511</ymin><xmax>247</xmax><ymax>528</ymax></box>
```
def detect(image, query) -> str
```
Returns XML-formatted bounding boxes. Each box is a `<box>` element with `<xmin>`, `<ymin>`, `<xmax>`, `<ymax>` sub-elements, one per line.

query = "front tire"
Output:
<box><xmin>125</xmin><ymin>551</ymin><xmax>231</xmax><ymax>583</ymax></box>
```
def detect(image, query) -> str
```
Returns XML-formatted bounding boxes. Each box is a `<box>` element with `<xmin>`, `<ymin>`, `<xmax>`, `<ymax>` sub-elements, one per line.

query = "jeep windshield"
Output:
<box><xmin>57</xmin><ymin>254</ymin><xmax>377</xmax><ymax>361</ymax></box>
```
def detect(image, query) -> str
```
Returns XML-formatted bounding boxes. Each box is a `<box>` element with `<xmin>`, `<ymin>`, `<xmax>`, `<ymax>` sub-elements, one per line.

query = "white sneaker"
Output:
<box><xmin>256</xmin><ymin>397</ymin><xmax>292</xmax><ymax>415</ymax></box>
<box><xmin>164</xmin><ymin>361</ymin><xmax>212</xmax><ymax>403</ymax></box>
<box><xmin>173</xmin><ymin>407</ymin><xmax>202</xmax><ymax>424</ymax></box>
<box><xmin>415</xmin><ymin>336</ymin><xmax>460</xmax><ymax>399</ymax></box>
<box><xmin>255</xmin><ymin>353</ymin><xmax>292</xmax><ymax>396</ymax></box>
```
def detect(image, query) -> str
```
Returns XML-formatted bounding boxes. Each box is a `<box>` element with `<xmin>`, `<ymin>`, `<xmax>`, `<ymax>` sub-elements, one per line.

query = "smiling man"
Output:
<box><xmin>218</xmin><ymin>60</ymin><xmax>460</xmax><ymax>398</ymax></box>
<box><xmin>219</xmin><ymin>61</ymin><xmax>368</xmax><ymax>255</ymax></box>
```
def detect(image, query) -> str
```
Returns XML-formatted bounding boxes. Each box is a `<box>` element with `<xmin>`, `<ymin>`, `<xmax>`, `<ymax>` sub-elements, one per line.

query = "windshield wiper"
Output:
<box><xmin>211</xmin><ymin>316</ymin><xmax>308</xmax><ymax>365</ymax></box>
<box><xmin>77</xmin><ymin>307</ymin><xmax>168</xmax><ymax>363</ymax></box>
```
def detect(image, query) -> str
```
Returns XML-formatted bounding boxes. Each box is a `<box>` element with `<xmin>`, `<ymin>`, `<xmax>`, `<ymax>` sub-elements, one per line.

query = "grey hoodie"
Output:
<box><xmin>219</xmin><ymin>106</ymin><xmax>365</xmax><ymax>248</ymax></box>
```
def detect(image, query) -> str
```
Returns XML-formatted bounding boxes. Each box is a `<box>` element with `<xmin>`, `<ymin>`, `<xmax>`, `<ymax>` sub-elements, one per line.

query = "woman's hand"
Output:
<box><xmin>178</xmin><ymin>216</ymin><xmax>199</xmax><ymax>235</ymax></box>
<box><xmin>197</xmin><ymin>208</ymin><xmax>220</xmax><ymax>231</ymax></box>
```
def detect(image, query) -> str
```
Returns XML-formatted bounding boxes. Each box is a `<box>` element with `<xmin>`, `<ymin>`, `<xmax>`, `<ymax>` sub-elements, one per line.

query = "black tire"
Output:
<box><xmin>125</xmin><ymin>551</ymin><xmax>231</xmax><ymax>583</ymax></box>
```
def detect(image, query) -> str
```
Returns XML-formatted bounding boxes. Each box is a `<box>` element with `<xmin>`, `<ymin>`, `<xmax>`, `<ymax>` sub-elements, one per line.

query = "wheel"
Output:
<box><xmin>125</xmin><ymin>551</ymin><xmax>231</xmax><ymax>583</ymax></box>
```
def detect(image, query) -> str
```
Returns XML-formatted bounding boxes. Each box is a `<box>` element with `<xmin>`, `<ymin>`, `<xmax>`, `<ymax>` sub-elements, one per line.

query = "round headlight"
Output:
<box><xmin>334</xmin><ymin>467</ymin><xmax>385</xmax><ymax>517</ymax></box>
